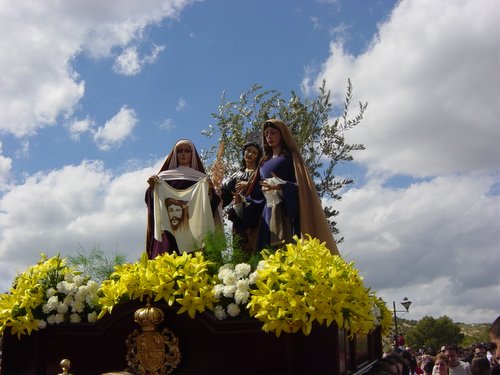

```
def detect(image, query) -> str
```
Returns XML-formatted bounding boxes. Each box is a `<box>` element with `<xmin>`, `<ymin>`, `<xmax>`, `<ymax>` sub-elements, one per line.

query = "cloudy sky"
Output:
<box><xmin>0</xmin><ymin>0</ymin><xmax>498</xmax><ymax>324</ymax></box>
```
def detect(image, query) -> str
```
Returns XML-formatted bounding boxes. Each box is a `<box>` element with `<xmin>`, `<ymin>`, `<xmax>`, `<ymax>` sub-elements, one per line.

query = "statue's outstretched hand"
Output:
<box><xmin>147</xmin><ymin>175</ymin><xmax>159</xmax><ymax>186</ymax></box>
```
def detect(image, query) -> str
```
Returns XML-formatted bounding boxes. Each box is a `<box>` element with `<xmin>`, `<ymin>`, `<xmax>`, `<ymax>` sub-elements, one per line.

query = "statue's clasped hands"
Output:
<box><xmin>235</xmin><ymin>180</ymin><xmax>248</xmax><ymax>193</ymax></box>
<box><xmin>260</xmin><ymin>173</ymin><xmax>283</xmax><ymax>192</ymax></box>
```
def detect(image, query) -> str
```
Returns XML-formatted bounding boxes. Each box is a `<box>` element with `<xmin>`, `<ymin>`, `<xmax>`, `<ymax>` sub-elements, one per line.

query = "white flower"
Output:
<box><xmin>213</xmin><ymin>284</ymin><xmax>225</xmax><ymax>299</ymax></box>
<box><xmin>57</xmin><ymin>281</ymin><xmax>76</xmax><ymax>295</ymax></box>
<box><xmin>73</xmin><ymin>274</ymin><xmax>85</xmax><ymax>287</ymax></box>
<box><xmin>256</xmin><ymin>260</ymin><xmax>266</xmax><ymax>270</ymax></box>
<box><xmin>42</xmin><ymin>304</ymin><xmax>51</xmax><ymax>314</ymax></box>
<box><xmin>63</xmin><ymin>295</ymin><xmax>73</xmax><ymax>306</ymax></box>
<box><xmin>85</xmin><ymin>293</ymin><xmax>99</xmax><ymax>308</ymax></box>
<box><xmin>74</xmin><ymin>289</ymin><xmax>86</xmax><ymax>304</ymax></box>
<box><xmin>248</xmin><ymin>271</ymin><xmax>259</xmax><ymax>285</ymax></box>
<box><xmin>222</xmin><ymin>272</ymin><xmax>237</xmax><ymax>286</ymax></box>
<box><xmin>217</xmin><ymin>266</ymin><xmax>233</xmax><ymax>281</ymax></box>
<box><xmin>87</xmin><ymin>280</ymin><xmax>99</xmax><ymax>292</ymax></box>
<box><xmin>87</xmin><ymin>312</ymin><xmax>98</xmax><ymax>323</ymax></box>
<box><xmin>219</xmin><ymin>263</ymin><xmax>234</xmax><ymax>272</ymax></box>
<box><xmin>234</xmin><ymin>263</ymin><xmax>251</xmax><ymax>279</ymax></box>
<box><xmin>213</xmin><ymin>263</ymin><xmax>256</xmax><ymax>320</ymax></box>
<box><xmin>57</xmin><ymin>302</ymin><xmax>69</xmax><ymax>314</ymax></box>
<box><xmin>46</xmin><ymin>288</ymin><xmax>56</xmax><ymax>298</ymax></box>
<box><xmin>214</xmin><ymin>305</ymin><xmax>227</xmax><ymax>320</ymax></box>
<box><xmin>236</xmin><ymin>279</ymin><xmax>249</xmax><ymax>289</ymax></box>
<box><xmin>70</xmin><ymin>313</ymin><xmax>82</xmax><ymax>323</ymax></box>
<box><xmin>226</xmin><ymin>303</ymin><xmax>240</xmax><ymax>317</ymax></box>
<box><xmin>71</xmin><ymin>300</ymin><xmax>85</xmax><ymax>313</ymax></box>
<box><xmin>223</xmin><ymin>285</ymin><xmax>236</xmax><ymax>298</ymax></box>
<box><xmin>47</xmin><ymin>314</ymin><xmax>57</xmax><ymax>325</ymax></box>
<box><xmin>56</xmin><ymin>281</ymin><xmax>66</xmax><ymax>293</ymax></box>
<box><xmin>218</xmin><ymin>266</ymin><xmax>236</xmax><ymax>283</ymax></box>
<box><xmin>37</xmin><ymin>319</ymin><xmax>47</xmax><ymax>329</ymax></box>
<box><xmin>46</xmin><ymin>295</ymin><xmax>59</xmax><ymax>310</ymax></box>
<box><xmin>54</xmin><ymin>313</ymin><xmax>65</xmax><ymax>324</ymax></box>
<box><xmin>234</xmin><ymin>288</ymin><xmax>250</xmax><ymax>305</ymax></box>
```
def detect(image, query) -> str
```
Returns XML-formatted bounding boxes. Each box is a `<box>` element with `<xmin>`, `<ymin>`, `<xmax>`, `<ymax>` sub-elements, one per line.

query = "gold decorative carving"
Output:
<box><xmin>58</xmin><ymin>359</ymin><xmax>73</xmax><ymax>375</ymax></box>
<box><xmin>125</xmin><ymin>303</ymin><xmax>181</xmax><ymax>374</ymax></box>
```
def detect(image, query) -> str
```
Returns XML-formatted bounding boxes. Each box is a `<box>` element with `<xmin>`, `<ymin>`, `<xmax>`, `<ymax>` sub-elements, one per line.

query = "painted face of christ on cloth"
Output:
<box><xmin>165</xmin><ymin>198</ymin><xmax>189</xmax><ymax>231</ymax></box>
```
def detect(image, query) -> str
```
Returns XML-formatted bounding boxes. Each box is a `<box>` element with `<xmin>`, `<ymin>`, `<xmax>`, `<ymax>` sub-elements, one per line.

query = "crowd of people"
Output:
<box><xmin>145</xmin><ymin>119</ymin><xmax>338</xmax><ymax>258</ymax></box>
<box><xmin>368</xmin><ymin>316</ymin><xmax>500</xmax><ymax>375</ymax></box>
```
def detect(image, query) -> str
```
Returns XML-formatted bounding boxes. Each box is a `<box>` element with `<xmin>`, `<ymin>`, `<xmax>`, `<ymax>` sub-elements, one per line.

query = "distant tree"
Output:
<box><xmin>202</xmin><ymin>80</ymin><xmax>367</xmax><ymax>241</ymax></box>
<box><xmin>405</xmin><ymin>316</ymin><xmax>465</xmax><ymax>350</ymax></box>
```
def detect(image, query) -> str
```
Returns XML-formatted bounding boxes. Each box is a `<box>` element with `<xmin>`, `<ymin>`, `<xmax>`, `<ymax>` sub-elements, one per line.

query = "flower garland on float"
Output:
<box><xmin>0</xmin><ymin>235</ymin><xmax>392</xmax><ymax>339</ymax></box>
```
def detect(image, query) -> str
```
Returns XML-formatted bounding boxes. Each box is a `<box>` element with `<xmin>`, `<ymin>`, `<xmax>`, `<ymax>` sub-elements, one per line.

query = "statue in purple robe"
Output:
<box><xmin>145</xmin><ymin>139</ymin><xmax>221</xmax><ymax>258</ymax></box>
<box><xmin>235</xmin><ymin>119</ymin><xmax>339</xmax><ymax>255</ymax></box>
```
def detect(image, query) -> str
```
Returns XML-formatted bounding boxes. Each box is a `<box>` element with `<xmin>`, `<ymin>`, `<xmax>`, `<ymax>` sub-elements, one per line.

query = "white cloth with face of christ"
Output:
<box><xmin>153</xmin><ymin>177</ymin><xmax>215</xmax><ymax>253</ymax></box>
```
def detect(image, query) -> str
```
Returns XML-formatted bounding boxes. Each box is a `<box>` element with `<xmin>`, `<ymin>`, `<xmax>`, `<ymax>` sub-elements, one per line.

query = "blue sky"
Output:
<box><xmin>0</xmin><ymin>0</ymin><xmax>498</xmax><ymax>325</ymax></box>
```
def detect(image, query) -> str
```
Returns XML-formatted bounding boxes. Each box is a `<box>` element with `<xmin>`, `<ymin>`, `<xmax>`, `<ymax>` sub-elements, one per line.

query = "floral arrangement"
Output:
<box><xmin>212</xmin><ymin>262</ymin><xmax>261</xmax><ymax>320</ymax></box>
<box><xmin>0</xmin><ymin>236</ymin><xmax>392</xmax><ymax>339</ymax></box>
<box><xmin>247</xmin><ymin>235</ymin><xmax>385</xmax><ymax>337</ymax></box>
<box><xmin>98</xmin><ymin>251</ymin><xmax>216</xmax><ymax>319</ymax></box>
<box><xmin>0</xmin><ymin>254</ymin><xmax>100</xmax><ymax>338</ymax></box>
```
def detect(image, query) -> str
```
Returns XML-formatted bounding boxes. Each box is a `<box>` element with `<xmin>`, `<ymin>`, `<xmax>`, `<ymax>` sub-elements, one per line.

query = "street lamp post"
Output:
<box><xmin>392</xmin><ymin>297</ymin><xmax>412</xmax><ymax>351</ymax></box>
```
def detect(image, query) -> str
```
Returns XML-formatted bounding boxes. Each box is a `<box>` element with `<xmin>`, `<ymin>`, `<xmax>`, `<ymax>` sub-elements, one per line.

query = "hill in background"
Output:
<box><xmin>382</xmin><ymin>319</ymin><xmax>491</xmax><ymax>352</ymax></box>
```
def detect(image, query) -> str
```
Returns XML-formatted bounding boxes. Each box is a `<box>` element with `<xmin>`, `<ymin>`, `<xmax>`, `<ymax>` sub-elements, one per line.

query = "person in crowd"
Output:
<box><xmin>402</xmin><ymin>350</ymin><xmax>423</xmax><ymax>375</ymax></box>
<box><xmin>489</xmin><ymin>316</ymin><xmax>500</xmax><ymax>375</ymax></box>
<box><xmin>234</xmin><ymin>119</ymin><xmax>339</xmax><ymax>254</ymax></box>
<box><xmin>423</xmin><ymin>358</ymin><xmax>436</xmax><ymax>375</ymax></box>
<box><xmin>220</xmin><ymin>141</ymin><xmax>262</xmax><ymax>252</ymax></box>
<box><xmin>490</xmin><ymin>316</ymin><xmax>500</xmax><ymax>361</ymax></box>
<box><xmin>369</xmin><ymin>358</ymin><xmax>400</xmax><ymax>375</ymax></box>
<box><xmin>426</xmin><ymin>348</ymin><xmax>438</xmax><ymax>357</ymax></box>
<box><xmin>435</xmin><ymin>354</ymin><xmax>450</xmax><ymax>375</ymax></box>
<box><xmin>487</xmin><ymin>343</ymin><xmax>495</xmax><ymax>364</ymax></box>
<box><xmin>470</xmin><ymin>357</ymin><xmax>491</xmax><ymax>375</ymax></box>
<box><xmin>393</xmin><ymin>335</ymin><xmax>406</xmax><ymax>352</ymax></box>
<box><xmin>386</xmin><ymin>353</ymin><xmax>410</xmax><ymax>375</ymax></box>
<box><xmin>474</xmin><ymin>345</ymin><xmax>488</xmax><ymax>359</ymax></box>
<box><xmin>444</xmin><ymin>344</ymin><xmax>472</xmax><ymax>375</ymax></box>
<box><xmin>145</xmin><ymin>139</ymin><xmax>221</xmax><ymax>257</ymax></box>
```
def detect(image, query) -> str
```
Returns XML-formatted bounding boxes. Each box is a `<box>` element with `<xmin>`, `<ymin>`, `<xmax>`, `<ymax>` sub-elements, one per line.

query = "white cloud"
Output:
<box><xmin>68</xmin><ymin>117</ymin><xmax>95</xmax><ymax>140</ymax></box>
<box><xmin>114</xmin><ymin>46</ymin><xmax>142</xmax><ymax>76</ymax></box>
<box><xmin>159</xmin><ymin>118</ymin><xmax>178</xmax><ymax>132</ymax></box>
<box><xmin>328</xmin><ymin>22</ymin><xmax>349</xmax><ymax>40</ymax></box>
<box><xmin>0</xmin><ymin>143</ymin><xmax>13</xmax><ymax>189</ymax></box>
<box><xmin>113</xmin><ymin>44</ymin><xmax>165</xmax><ymax>76</ymax></box>
<box><xmin>93</xmin><ymin>106</ymin><xmax>138</xmax><ymax>150</ymax></box>
<box><xmin>311</xmin><ymin>0</ymin><xmax>500</xmax><ymax>177</ymax></box>
<box><xmin>176</xmin><ymin>97</ymin><xmax>187</xmax><ymax>111</ymax></box>
<box><xmin>310</xmin><ymin>16</ymin><xmax>321</xmax><ymax>31</ymax></box>
<box><xmin>0</xmin><ymin>0</ymin><xmax>195</xmax><ymax>137</ymax></box>
<box><xmin>144</xmin><ymin>44</ymin><xmax>166</xmax><ymax>64</ymax></box>
<box><xmin>0</xmin><ymin>160</ymin><xmax>159</xmax><ymax>292</ymax></box>
<box><xmin>336</xmin><ymin>174</ymin><xmax>500</xmax><ymax>323</ymax></box>
<box><xmin>309</xmin><ymin>0</ymin><xmax>500</xmax><ymax>323</ymax></box>
<box><xmin>14</xmin><ymin>140</ymin><xmax>30</xmax><ymax>159</ymax></box>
